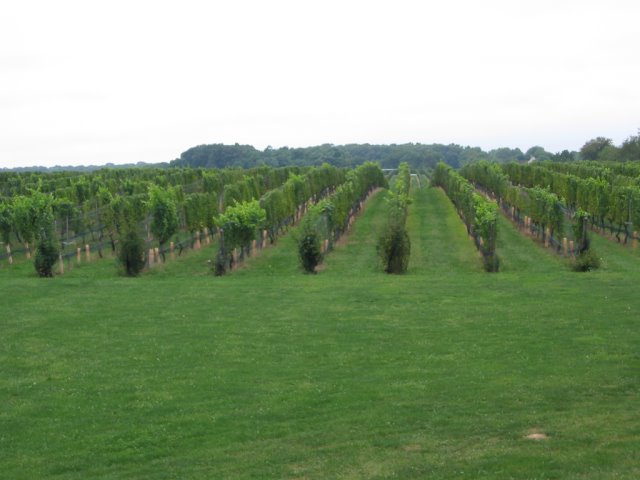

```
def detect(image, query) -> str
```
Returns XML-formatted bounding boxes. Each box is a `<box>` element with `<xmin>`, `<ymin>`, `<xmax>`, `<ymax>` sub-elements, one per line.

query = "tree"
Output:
<box><xmin>580</xmin><ymin>137</ymin><xmax>612</xmax><ymax>161</ymax></box>
<box><xmin>619</xmin><ymin>132</ymin><xmax>640</xmax><ymax>162</ymax></box>
<box><xmin>525</xmin><ymin>146</ymin><xmax>552</xmax><ymax>162</ymax></box>
<box><xmin>552</xmin><ymin>150</ymin><xmax>576</xmax><ymax>162</ymax></box>
<box><xmin>489</xmin><ymin>147</ymin><xmax>526</xmax><ymax>163</ymax></box>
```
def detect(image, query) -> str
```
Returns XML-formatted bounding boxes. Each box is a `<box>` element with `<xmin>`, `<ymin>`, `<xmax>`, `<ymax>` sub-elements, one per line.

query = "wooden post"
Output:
<box><xmin>58</xmin><ymin>253</ymin><xmax>64</xmax><ymax>275</ymax></box>
<box><xmin>170</xmin><ymin>241</ymin><xmax>175</xmax><ymax>261</ymax></box>
<box><xmin>563</xmin><ymin>237</ymin><xmax>568</xmax><ymax>255</ymax></box>
<box><xmin>85</xmin><ymin>244</ymin><xmax>90</xmax><ymax>262</ymax></box>
<box><xmin>76</xmin><ymin>247</ymin><xmax>81</xmax><ymax>264</ymax></box>
<box><xmin>25</xmin><ymin>243</ymin><xmax>31</xmax><ymax>259</ymax></box>
<box><xmin>324</xmin><ymin>239</ymin><xmax>329</xmax><ymax>253</ymax></box>
<box><xmin>6</xmin><ymin>244</ymin><xmax>12</xmax><ymax>265</ymax></box>
<box><xmin>194</xmin><ymin>231</ymin><xmax>201</xmax><ymax>250</ymax></box>
<box><xmin>148</xmin><ymin>248</ymin><xmax>154</xmax><ymax>267</ymax></box>
<box><xmin>569</xmin><ymin>240</ymin><xmax>575</xmax><ymax>257</ymax></box>
<box><xmin>544</xmin><ymin>228</ymin><xmax>549</xmax><ymax>248</ymax></box>
<box><xmin>251</xmin><ymin>239</ymin><xmax>257</xmax><ymax>255</ymax></box>
<box><xmin>154</xmin><ymin>247</ymin><xmax>160</xmax><ymax>263</ymax></box>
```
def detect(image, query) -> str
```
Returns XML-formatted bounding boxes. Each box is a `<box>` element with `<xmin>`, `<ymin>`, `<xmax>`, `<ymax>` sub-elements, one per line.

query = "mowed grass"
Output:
<box><xmin>1</xmin><ymin>186</ymin><xmax>639</xmax><ymax>479</ymax></box>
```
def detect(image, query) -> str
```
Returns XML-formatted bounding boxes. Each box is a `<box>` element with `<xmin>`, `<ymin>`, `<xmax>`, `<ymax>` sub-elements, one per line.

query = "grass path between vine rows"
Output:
<box><xmin>586</xmin><ymin>228</ymin><xmax>640</xmax><ymax>273</ymax></box>
<box><xmin>321</xmin><ymin>189</ymin><xmax>388</xmax><ymax>277</ymax></box>
<box><xmin>405</xmin><ymin>186</ymin><xmax>482</xmax><ymax>274</ymax></box>
<box><xmin>494</xmin><ymin>210</ymin><xmax>566</xmax><ymax>274</ymax></box>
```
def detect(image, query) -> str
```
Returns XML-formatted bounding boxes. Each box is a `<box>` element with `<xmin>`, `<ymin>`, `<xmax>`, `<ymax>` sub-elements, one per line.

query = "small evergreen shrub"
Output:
<box><xmin>571</xmin><ymin>249</ymin><xmax>601</xmax><ymax>272</ymax></box>
<box><xmin>482</xmin><ymin>253</ymin><xmax>500</xmax><ymax>273</ymax></box>
<box><xmin>34</xmin><ymin>233</ymin><xmax>59</xmax><ymax>278</ymax></box>
<box><xmin>213</xmin><ymin>251</ymin><xmax>229</xmax><ymax>276</ymax></box>
<box><xmin>298</xmin><ymin>231</ymin><xmax>322</xmax><ymax>273</ymax></box>
<box><xmin>377</xmin><ymin>221</ymin><xmax>411</xmax><ymax>274</ymax></box>
<box><xmin>118</xmin><ymin>230</ymin><xmax>146</xmax><ymax>276</ymax></box>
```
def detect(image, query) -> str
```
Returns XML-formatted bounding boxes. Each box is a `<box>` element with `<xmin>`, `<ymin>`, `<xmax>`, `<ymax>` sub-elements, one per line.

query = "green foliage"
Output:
<box><xmin>213</xmin><ymin>250</ymin><xmax>229</xmax><ymax>277</ymax></box>
<box><xmin>0</xmin><ymin>201</ymin><xmax>12</xmax><ymax>244</ymax></box>
<box><xmin>433</xmin><ymin>162</ymin><xmax>499</xmax><ymax>271</ymax></box>
<box><xmin>580</xmin><ymin>137</ymin><xmax>613</xmax><ymax>161</ymax></box>
<box><xmin>12</xmin><ymin>195</ymin><xmax>41</xmax><ymax>248</ymax></box>
<box><xmin>34</xmin><ymin>228</ymin><xmax>59</xmax><ymax>278</ymax></box>
<box><xmin>11</xmin><ymin>191</ymin><xmax>61</xmax><ymax>276</ymax></box>
<box><xmin>619</xmin><ymin>133</ymin><xmax>640</xmax><ymax>162</ymax></box>
<box><xmin>184</xmin><ymin>193</ymin><xmax>211</xmax><ymax>234</ymax></box>
<box><xmin>377</xmin><ymin>220</ymin><xmax>411</xmax><ymax>273</ymax></box>
<box><xmin>377</xmin><ymin>162</ymin><xmax>411</xmax><ymax>274</ymax></box>
<box><xmin>572</xmin><ymin>248</ymin><xmax>601</xmax><ymax>272</ymax></box>
<box><xmin>464</xmin><ymin>161</ymin><xmax>566</xmax><ymax>238</ymax></box>
<box><xmin>571</xmin><ymin>209</ymin><xmax>593</xmax><ymax>259</ymax></box>
<box><xmin>488</xmin><ymin>147</ymin><xmax>526</xmax><ymax>163</ymax></box>
<box><xmin>118</xmin><ymin>230</ymin><xmax>146</xmax><ymax>277</ymax></box>
<box><xmin>260</xmin><ymin>164</ymin><xmax>346</xmax><ymax>242</ymax></box>
<box><xmin>148</xmin><ymin>185</ymin><xmax>179</xmax><ymax>249</ymax></box>
<box><xmin>525</xmin><ymin>145</ymin><xmax>553</xmax><ymax>162</ymax></box>
<box><xmin>502</xmin><ymin>161</ymin><xmax>640</xmax><ymax>240</ymax></box>
<box><xmin>297</xmin><ymin>222</ymin><xmax>322</xmax><ymax>273</ymax></box>
<box><xmin>292</xmin><ymin>162</ymin><xmax>385</xmax><ymax>273</ymax></box>
<box><xmin>170</xmin><ymin>142</ymin><xmax>493</xmax><ymax>170</ymax></box>
<box><xmin>215</xmin><ymin>200</ymin><xmax>266</xmax><ymax>255</ymax></box>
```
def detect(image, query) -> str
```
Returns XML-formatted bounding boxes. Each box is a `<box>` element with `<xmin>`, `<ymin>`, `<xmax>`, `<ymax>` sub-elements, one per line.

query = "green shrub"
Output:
<box><xmin>377</xmin><ymin>221</ymin><xmax>411</xmax><ymax>274</ymax></box>
<box><xmin>118</xmin><ymin>230</ymin><xmax>146</xmax><ymax>276</ymax></box>
<box><xmin>213</xmin><ymin>251</ymin><xmax>229</xmax><ymax>276</ymax></box>
<box><xmin>482</xmin><ymin>253</ymin><xmax>500</xmax><ymax>273</ymax></box>
<box><xmin>571</xmin><ymin>248</ymin><xmax>601</xmax><ymax>272</ymax></box>
<box><xmin>298</xmin><ymin>230</ymin><xmax>322</xmax><ymax>273</ymax></box>
<box><xmin>34</xmin><ymin>232</ymin><xmax>59</xmax><ymax>278</ymax></box>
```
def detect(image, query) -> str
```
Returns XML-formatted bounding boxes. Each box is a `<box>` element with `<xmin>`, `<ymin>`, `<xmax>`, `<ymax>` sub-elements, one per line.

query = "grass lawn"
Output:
<box><xmin>1</xmin><ymin>186</ymin><xmax>639</xmax><ymax>479</ymax></box>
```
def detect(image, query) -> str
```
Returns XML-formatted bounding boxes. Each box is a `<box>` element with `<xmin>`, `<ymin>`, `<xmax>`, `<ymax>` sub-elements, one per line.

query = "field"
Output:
<box><xmin>1</xmin><ymin>185</ymin><xmax>639</xmax><ymax>479</ymax></box>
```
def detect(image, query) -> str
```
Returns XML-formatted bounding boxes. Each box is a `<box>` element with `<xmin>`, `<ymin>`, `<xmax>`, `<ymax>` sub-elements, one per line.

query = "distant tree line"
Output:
<box><xmin>3</xmin><ymin>131</ymin><xmax>638</xmax><ymax>173</ymax></box>
<box><xmin>0</xmin><ymin>162</ymin><xmax>168</xmax><ymax>173</ymax></box>
<box><xmin>169</xmin><ymin>143</ymin><xmax>535</xmax><ymax>170</ymax></box>
<box><xmin>577</xmin><ymin>133</ymin><xmax>640</xmax><ymax>163</ymax></box>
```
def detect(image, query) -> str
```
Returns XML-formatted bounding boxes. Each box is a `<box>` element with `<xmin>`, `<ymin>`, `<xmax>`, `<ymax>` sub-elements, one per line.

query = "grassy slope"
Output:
<box><xmin>495</xmin><ymin>210</ymin><xmax>565</xmax><ymax>274</ymax></box>
<box><xmin>1</xmin><ymin>187</ymin><xmax>639</xmax><ymax>479</ymax></box>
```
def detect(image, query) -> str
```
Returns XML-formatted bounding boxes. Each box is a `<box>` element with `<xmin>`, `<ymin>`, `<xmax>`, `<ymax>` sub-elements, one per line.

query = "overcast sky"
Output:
<box><xmin>2</xmin><ymin>0</ymin><xmax>639</xmax><ymax>167</ymax></box>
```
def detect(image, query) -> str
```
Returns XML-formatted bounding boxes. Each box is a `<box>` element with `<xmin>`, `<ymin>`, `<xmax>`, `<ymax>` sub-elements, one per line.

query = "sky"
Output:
<box><xmin>1</xmin><ymin>0</ymin><xmax>639</xmax><ymax>168</ymax></box>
